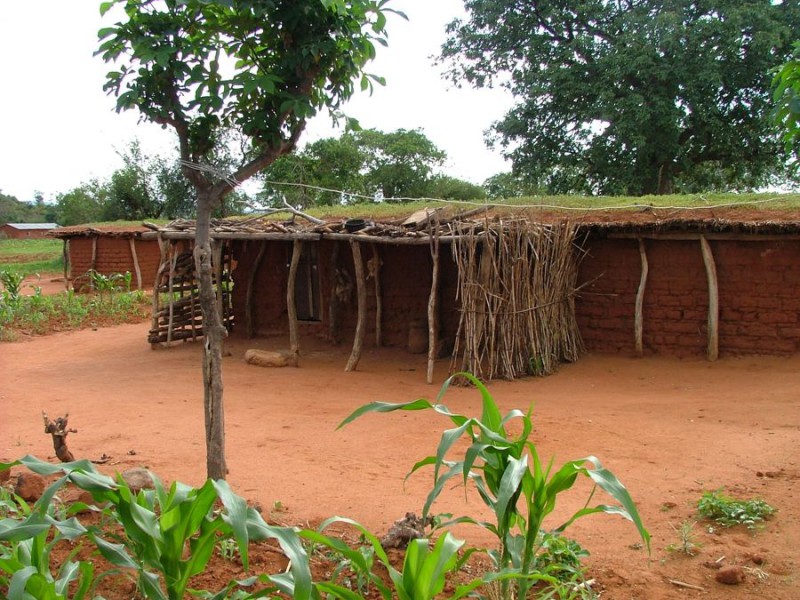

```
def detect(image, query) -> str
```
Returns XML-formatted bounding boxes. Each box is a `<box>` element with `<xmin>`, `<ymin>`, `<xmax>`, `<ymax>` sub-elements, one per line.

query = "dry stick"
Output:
<box><xmin>427</xmin><ymin>221</ymin><xmax>441</xmax><ymax>384</ymax></box>
<box><xmin>129</xmin><ymin>237</ymin><xmax>143</xmax><ymax>290</ymax></box>
<box><xmin>287</xmin><ymin>239</ymin><xmax>302</xmax><ymax>359</ymax></box>
<box><xmin>345</xmin><ymin>240</ymin><xmax>367</xmax><ymax>372</ymax></box>
<box><xmin>635</xmin><ymin>238</ymin><xmax>648</xmax><ymax>356</ymax></box>
<box><xmin>371</xmin><ymin>244</ymin><xmax>383</xmax><ymax>347</ymax></box>
<box><xmin>700</xmin><ymin>235</ymin><xmax>719</xmax><ymax>361</ymax></box>
<box><xmin>667</xmin><ymin>579</ymin><xmax>705</xmax><ymax>592</ymax></box>
<box><xmin>246</xmin><ymin>240</ymin><xmax>267</xmax><ymax>338</ymax></box>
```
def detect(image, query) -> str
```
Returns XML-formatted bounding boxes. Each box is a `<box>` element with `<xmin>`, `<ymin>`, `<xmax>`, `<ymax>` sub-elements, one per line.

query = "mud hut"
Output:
<box><xmin>50</xmin><ymin>225</ymin><xmax>161</xmax><ymax>292</ymax></box>
<box><xmin>142</xmin><ymin>204</ymin><xmax>800</xmax><ymax>380</ymax></box>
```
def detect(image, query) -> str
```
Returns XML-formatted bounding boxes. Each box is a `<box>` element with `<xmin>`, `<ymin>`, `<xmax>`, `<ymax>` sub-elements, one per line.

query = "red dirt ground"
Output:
<box><xmin>2</xmin><ymin>320</ymin><xmax>799</xmax><ymax>599</ymax></box>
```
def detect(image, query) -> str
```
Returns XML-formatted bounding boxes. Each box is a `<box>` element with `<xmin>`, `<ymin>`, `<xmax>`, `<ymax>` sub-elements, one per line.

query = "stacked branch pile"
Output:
<box><xmin>451</xmin><ymin>219</ymin><xmax>584</xmax><ymax>380</ymax></box>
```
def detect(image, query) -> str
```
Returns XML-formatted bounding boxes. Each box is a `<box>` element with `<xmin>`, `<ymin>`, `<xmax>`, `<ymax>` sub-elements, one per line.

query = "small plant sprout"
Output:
<box><xmin>666</xmin><ymin>520</ymin><xmax>701</xmax><ymax>556</ymax></box>
<box><xmin>697</xmin><ymin>489</ymin><xmax>775</xmax><ymax>530</ymax></box>
<box><xmin>218</xmin><ymin>537</ymin><xmax>239</xmax><ymax>562</ymax></box>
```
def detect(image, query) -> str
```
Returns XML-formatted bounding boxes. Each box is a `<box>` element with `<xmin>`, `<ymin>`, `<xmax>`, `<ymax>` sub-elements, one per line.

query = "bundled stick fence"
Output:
<box><xmin>148</xmin><ymin>237</ymin><xmax>234</xmax><ymax>345</ymax></box>
<box><xmin>451</xmin><ymin>220</ymin><xmax>584</xmax><ymax>380</ymax></box>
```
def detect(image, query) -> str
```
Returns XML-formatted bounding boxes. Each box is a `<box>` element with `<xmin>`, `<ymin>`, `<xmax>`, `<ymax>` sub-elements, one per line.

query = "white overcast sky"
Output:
<box><xmin>0</xmin><ymin>1</ymin><xmax>514</xmax><ymax>202</ymax></box>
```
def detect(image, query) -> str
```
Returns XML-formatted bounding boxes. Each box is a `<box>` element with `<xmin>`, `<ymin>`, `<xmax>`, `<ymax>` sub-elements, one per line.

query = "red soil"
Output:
<box><xmin>1</xmin><ymin>321</ymin><xmax>798</xmax><ymax>599</ymax></box>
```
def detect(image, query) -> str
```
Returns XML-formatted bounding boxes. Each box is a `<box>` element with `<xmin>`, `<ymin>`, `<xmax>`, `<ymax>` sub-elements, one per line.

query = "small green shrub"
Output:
<box><xmin>697</xmin><ymin>490</ymin><xmax>775</xmax><ymax>530</ymax></box>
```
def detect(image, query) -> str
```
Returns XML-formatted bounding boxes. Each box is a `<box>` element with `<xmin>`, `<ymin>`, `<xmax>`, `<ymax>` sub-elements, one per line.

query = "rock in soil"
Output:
<box><xmin>715</xmin><ymin>565</ymin><xmax>746</xmax><ymax>585</ymax></box>
<box><xmin>121</xmin><ymin>467</ymin><xmax>155</xmax><ymax>492</ymax></box>
<box><xmin>15</xmin><ymin>472</ymin><xmax>46</xmax><ymax>501</ymax></box>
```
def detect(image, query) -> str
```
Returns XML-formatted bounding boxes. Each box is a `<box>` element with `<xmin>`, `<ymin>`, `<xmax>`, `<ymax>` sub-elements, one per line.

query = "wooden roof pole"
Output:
<box><xmin>287</xmin><ymin>240</ymin><xmax>302</xmax><ymax>360</ymax></box>
<box><xmin>635</xmin><ymin>238</ymin><xmax>649</xmax><ymax>356</ymax></box>
<box><xmin>345</xmin><ymin>240</ymin><xmax>367</xmax><ymax>372</ymax></box>
<box><xmin>700</xmin><ymin>236</ymin><xmax>719</xmax><ymax>361</ymax></box>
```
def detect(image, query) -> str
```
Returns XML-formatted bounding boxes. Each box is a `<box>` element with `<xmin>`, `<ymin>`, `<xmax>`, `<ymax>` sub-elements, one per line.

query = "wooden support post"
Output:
<box><xmin>345</xmin><ymin>240</ymin><xmax>367</xmax><ymax>372</ymax></box>
<box><xmin>700</xmin><ymin>235</ymin><xmax>719</xmax><ymax>361</ymax></box>
<box><xmin>151</xmin><ymin>234</ymin><xmax>168</xmax><ymax>348</ymax></box>
<box><xmin>329</xmin><ymin>243</ymin><xmax>341</xmax><ymax>344</ymax></box>
<box><xmin>63</xmin><ymin>240</ymin><xmax>70</xmax><ymax>290</ymax></box>
<box><xmin>246</xmin><ymin>241</ymin><xmax>267</xmax><ymax>338</ymax></box>
<box><xmin>166</xmin><ymin>244</ymin><xmax>178</xmax><ymax>347</ymax></box>
<box><xmin>287</xmin><ymin>240</ymin><xmax>302</xmax><ymax>358</ymax></box>
<box><xmin>427</xmin><ymin>229</ymin><xmax>441</xmax><ymax>384</ymax></box>
<box><xmin>370</xmin><ymin>244</ymin><xmax>383</xmax><ymax>347</ymax></box>
<box><xmin>635</xmin><ymin>238</ymin><xmax>649</xmax><ymax>356</ymax></box>
<box><xmin>90</xmin><ymin>236</ymin><xmax>98</xmax><ymax>289</ymax></box>
<box><xmin>129</xmin><ymin>237</ymin><xmax>143</xmax><ymax>290</ymax></box>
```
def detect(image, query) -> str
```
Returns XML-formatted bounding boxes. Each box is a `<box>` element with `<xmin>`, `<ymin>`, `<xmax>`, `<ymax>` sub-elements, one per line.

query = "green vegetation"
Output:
<box><xmin>697</xmin><ymin>490</ymin><xmax>775</xmax><ymax>530</ymax></box>
<box><xmin>0</xmin><ymin>239</ymin><xmax>62</xmax><ymax>277</ymax></box>
<box><xmin>261</xmin><ymin>128</ymin><xmax>485</xmax><ymax>207</ymax></box>
<box><xmin>0</xmin><ymin>269</ymin><xmax>149</xmax><ymax>341</ymax></box>
<box><xmin>340</xmin><ymin>372</ymin><xmax>649</xmax><ymax>599</ymax></box>
<box><xmin>774</xmin><ymin>40</ymin><xmax>800</xmax><ymax>163</ymax></box>
<box><xmin>442</xmin><ymin>0</ymin><xmax>800</xmax><ymax>195</ymax></box>
<box><xmin>665</xmin><ymin>521</ymin><xmax>701</xmax><ymax>556</ymax></box>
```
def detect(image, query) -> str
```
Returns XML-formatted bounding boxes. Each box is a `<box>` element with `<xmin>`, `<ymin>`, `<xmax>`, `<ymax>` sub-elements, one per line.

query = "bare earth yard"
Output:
<box><xmin>1</xmin><ymin>321</ymin><xmax>798</xmax><ymax>599</ymax></box>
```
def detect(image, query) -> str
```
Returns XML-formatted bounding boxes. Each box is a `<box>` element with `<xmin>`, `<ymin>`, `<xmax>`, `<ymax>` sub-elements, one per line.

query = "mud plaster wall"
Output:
<box><xmin>230</xmin><ymin>240</ymin><xmax>460</xmax><ymax>350</ymax></box>
<box><xmin>68</xmin><ymin>237</ymin><xmax>161</xmax><ymax>290</ymax></box>
<box><xmin>576</xmin><ymin>236</ymin><xmax>800</xmax><ymax>357</ymax></box>
<box><xmin>0</xmin><ymin>226</ymin><xmax>53</xmax><ymax>239</ymax></box>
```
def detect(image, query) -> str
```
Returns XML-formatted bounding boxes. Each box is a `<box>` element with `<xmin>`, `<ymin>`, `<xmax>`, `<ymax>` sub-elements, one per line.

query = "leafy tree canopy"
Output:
<box><xmin>774</xmin><ymin>40</ymin><xmax>800</xmax><ymax>165</ymax></box>
<box><xmin>441</xmin><ymin>0</ymin><xmax>800</xmax><ymax>195</ymax></box>
<box><xmin>98</xmin><ymin>0</ymin><xmax>397</xmax><ymax>480</ymax></box>
<box><xmin>261</xmin><ymin>128</ymin><xmax>453</xmax><ymax>206</ymax></box>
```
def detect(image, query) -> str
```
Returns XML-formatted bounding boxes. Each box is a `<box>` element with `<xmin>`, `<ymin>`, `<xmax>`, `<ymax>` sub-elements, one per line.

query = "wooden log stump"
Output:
<box><xmin>42</xmin><ymin>411</ymin><xmax>76</xmax><ymax>462</ymax></box>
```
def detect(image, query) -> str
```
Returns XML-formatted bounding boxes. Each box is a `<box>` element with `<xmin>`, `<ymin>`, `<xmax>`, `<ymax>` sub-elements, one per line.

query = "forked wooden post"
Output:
<box><xmin>287</xmin><ymin>239</ymin><xmax>302</xmax><ymax>358</ymax></box>
<box><xmin>635</xmin><ymin>238</ymin><xmax>649</xmax><ymax>356</ymax></box>
<box><xmin>700</xmin><ymin>235</ymin><xmax>719</xmax><ymax>361</ymax></box>
<box><xmin>345</xmin><ymin>240</ymin><xmax>367</xmax><ymax>372</ymax></box>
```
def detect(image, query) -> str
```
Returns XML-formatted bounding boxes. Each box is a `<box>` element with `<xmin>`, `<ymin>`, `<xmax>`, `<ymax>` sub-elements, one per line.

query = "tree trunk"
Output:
<box><xmin>657</xmin><ymin>162</ymin><xmax>674</xmax><ymax>195</ymax></box>
<box><xmin>195</xmin><ymin>192</ymin><xmax>228</xmax><ymax>480</ymax></box>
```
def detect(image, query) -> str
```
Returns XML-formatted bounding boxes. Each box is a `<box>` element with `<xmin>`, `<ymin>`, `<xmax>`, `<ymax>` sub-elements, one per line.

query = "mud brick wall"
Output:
<box><xmin>231</xmin><ymin>240</ymin><xmax>459</xmax><ymax>349</ymax></box>
<box><xmin>576</xmin><ymin>236</ymin><xmax>800</xmax><ymax>357</ymax></box>
<box><xmin>68</xmin><ymin>237</ymin><xmax>161</xmax><ymax>291</ymax></box>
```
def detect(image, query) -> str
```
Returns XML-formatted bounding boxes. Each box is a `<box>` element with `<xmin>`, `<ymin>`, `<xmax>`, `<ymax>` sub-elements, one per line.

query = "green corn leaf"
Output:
<box><xmin>92</xmin><ymin>535</ymin><xmax>139</xmax><ymax>570</ymax></box>
<box><xmin>337</xmin><ymin>399</ymin><xmax>435</xmax><ymax>429</ymax></box>
<box><xmin>213</xmin><ymin>479</ymin><xmax>251</xmax><ymax>569</ymax></box>
<box><xmin>139</xmin><ymin>569</ymin><xmax>168</xmax><ymax>600</ymax></box>
<box><xmin>581</xmin><ymin>457</ymin><xmax>651</xmax><ymax>552</ymax></box>
<box><xmin>495</xmin><ymin>455</ymin><xmax>527</xmax><ymax>531</ymax></box>
<box><xmin>0</xmin><ymin>516</ymin><xmax>50</xmax><ymax>542</ymax></box>
<box><xmin>8</xmin><ymin>566</ymin><xmax>41</xmax><ymax>600</ymax></box>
